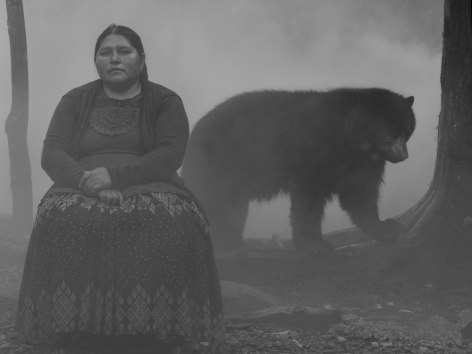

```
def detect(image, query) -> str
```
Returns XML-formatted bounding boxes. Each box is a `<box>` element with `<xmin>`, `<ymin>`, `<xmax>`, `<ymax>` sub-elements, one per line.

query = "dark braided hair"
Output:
<box><xmin>94</xmin><ymin>24</ymin><xmax>148</xmax><ymax>81</ymax></box>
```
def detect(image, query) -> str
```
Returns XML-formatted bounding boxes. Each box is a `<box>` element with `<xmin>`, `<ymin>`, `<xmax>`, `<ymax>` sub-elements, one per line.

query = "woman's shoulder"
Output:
<box><xmin>63</xmin><ymin>80</ymin><xmax>102</xmax><ymax>98</ymax></box>
<box><xmin>143</xmin><ymin>81</ymin><xmax>181</xmax><ymax>99</ymax></box>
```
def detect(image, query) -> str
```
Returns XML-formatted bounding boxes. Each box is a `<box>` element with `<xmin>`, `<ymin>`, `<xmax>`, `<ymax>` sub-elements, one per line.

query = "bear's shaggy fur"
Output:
<box><xmin>181</xmin><ymin>88</ymin><xmax>415</xmax><ymax>254</ymax></box>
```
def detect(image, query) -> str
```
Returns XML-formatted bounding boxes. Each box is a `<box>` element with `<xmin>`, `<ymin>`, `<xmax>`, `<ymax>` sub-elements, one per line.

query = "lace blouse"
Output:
<box><xmin>80</xmin><ymin>90</ymin><xmax>144</xmax><ymax>161</ymax></box>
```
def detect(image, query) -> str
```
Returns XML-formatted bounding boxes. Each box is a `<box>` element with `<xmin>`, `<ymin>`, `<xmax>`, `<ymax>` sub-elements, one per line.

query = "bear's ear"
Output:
<box><xmin>405</xmin><ymin>96</ymin><xmax>414</xmax><ymax>107</ymax></box>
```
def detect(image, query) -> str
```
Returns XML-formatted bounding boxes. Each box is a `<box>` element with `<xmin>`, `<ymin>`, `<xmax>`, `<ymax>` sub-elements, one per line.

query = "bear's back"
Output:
<box><xmin>189</xmin><ymin>90</ymin><xmax>327</xmax><ymax>153</ymax></box>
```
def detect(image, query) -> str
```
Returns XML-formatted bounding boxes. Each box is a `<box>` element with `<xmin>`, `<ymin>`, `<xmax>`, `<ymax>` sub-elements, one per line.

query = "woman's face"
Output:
<box><xmin>95</xmin><ymin>34</ymin><xmax>144</xmax><ymax>90</ymax></box>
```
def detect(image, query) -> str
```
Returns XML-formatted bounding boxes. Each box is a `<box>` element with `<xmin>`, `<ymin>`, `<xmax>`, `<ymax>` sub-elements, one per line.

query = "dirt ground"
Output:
<box><xmin>1</xmin><ymin>238</ymin><xmax>472</xmax><ymax>353</ymax></box>
<box><xmin>215</xmin><ymin>241</ymin><xmax>472</xmax><ymax>353</ymax></box>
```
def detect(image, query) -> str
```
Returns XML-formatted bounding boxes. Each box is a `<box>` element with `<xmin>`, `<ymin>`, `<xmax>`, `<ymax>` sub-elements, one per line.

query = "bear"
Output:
<box><xmin>181</xmin><ymin>88</ymin><xmax>416</xmax><ymax>254</ymax></box>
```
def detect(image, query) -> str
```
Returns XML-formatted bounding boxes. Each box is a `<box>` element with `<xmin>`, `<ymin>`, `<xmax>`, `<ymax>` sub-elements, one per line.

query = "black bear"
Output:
<box><xmin>181</xmin><ymin>88</ymin><xmax>415</xmax><ymax>254</ymax></box>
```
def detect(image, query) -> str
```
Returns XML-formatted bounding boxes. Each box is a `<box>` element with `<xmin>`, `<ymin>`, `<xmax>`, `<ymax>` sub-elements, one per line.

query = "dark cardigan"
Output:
<box><xmin>41</xmin><ymin>79</ymin><xmax>189</xmax><ymax>191</ymax></box>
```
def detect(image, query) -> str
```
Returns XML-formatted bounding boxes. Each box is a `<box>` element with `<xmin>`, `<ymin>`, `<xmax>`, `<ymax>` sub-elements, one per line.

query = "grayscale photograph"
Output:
<box><xmin>0</xmin><ymin>0</ymin><xmax>471</xmax><ymax>353</ymax></box>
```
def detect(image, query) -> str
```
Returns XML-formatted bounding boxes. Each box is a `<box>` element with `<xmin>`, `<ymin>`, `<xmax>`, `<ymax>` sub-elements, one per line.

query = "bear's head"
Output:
<box><xmin>351</xmin><ymin>91</ymin><xmax>416</xmax><ymax>163</ymax></box>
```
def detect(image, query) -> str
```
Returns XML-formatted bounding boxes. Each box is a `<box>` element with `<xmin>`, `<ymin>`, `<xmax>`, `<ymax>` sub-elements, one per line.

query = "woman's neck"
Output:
<box><xmin>103</xmin><ymin>80</ymin><xmax>142</xmax><ymax>100</ymax></box>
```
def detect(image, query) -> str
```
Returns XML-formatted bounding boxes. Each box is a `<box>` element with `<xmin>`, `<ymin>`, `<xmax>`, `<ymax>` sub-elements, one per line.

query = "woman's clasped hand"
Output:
<box><xmin>78</xmin><ymin>167</ymin><xmax>123</xmax><ymax>205</ymax></box>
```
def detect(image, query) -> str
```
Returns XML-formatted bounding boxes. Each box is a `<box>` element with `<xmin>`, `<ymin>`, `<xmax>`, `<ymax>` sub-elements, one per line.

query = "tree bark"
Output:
<box><xmin>398</xmin><ymin>0</ymin><xmax>472</xmax><ymax>250</ymax></box>
<box><xmin>4</xmin><ymin>0</ymin><xmax>33</xmax><ymax>237</ymax></box>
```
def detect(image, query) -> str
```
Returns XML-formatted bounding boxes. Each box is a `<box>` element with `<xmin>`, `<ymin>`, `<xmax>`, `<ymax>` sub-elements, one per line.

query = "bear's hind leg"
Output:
<box><xmin>206</xmin><ymin>196</ymin><xmax>249</xmax><ymax>252</ymax></box>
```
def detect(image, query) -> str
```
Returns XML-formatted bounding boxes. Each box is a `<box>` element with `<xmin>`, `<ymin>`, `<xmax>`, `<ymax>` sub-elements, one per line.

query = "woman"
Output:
<box><xmin>16</xmin><ymin>24</ymin><xmax>225</xmax><ymax>353</ymax></box>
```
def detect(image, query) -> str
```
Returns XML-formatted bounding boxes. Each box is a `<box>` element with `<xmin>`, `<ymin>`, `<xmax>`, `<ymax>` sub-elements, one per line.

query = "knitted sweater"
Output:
<box><xmin>41</xmin><ymin>79</ymin><xmax>189</xmax><ymax>191</ymax></box>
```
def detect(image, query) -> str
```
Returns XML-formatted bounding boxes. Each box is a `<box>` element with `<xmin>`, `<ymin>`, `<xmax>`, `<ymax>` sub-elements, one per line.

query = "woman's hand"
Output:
<box><xmin>79</xmin><ymin>167</ymin><xmax>112</xmax><ymax>196</ymax></box>
<box><xmin>97</xmin><ymin>189</ymin><xmax>124</xmax><ymax>206</ymax></box>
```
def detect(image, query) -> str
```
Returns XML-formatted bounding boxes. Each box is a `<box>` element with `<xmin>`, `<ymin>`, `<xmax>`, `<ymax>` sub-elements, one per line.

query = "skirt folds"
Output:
<box><xmin>16</xmin><ymin>191</ymin><xmax>225</xmax><ymax>352</ymax></box>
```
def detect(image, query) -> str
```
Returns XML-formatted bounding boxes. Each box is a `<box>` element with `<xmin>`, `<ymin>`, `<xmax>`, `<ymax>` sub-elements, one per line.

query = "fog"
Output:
<box><xmin>0</xmin><ymin>0</ymin><xmax>443</xmax><ymax>239</ymax></box>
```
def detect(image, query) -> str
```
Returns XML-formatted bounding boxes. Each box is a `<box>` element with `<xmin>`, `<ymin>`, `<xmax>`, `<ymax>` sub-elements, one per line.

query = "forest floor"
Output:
<box><xmin>1</xmin><ymin>237</ymin><xmax>472</xmax><ymax>353</ymax></box>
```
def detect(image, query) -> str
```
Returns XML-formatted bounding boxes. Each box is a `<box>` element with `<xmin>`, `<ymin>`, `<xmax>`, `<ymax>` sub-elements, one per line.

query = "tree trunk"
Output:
<box><xmin>398</xmin><ymin>0</ymin><xmax>472</xmax><ymax>252</ymax></box>
<box><xmin>169</xmin><ymin>0</ymin><xmax>184</xmax><ymax>82</ymax></box>
<box><xmin>4</xmin><ymin>0</ymin><xmax>33</xmax><ymax>237</ymax></box>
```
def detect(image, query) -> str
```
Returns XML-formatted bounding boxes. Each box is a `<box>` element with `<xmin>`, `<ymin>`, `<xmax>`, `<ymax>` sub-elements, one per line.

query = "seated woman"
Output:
<box><xmin>16</xmin><ymin>24</ymin><xmax>225</xmax><ymax>354</ymax></box>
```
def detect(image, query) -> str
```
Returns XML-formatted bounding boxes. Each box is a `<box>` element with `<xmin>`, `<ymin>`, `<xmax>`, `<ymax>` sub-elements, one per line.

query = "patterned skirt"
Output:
<box><xmin>16</xmin><ymin>190</ymin><xmax>225</xmax><ymax>353</ymax></box>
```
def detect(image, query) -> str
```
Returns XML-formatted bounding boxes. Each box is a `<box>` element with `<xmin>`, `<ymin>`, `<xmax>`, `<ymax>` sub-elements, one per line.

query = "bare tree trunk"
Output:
<box><xmin>398</xmin><ymin>0</ymin><xmax>472</xmax><ymax>251</ymax></box>
<box><xmin>169</xmin><ymin>0</ymin><xmax>184</xmax><ymax>83</ymax></box>
<box><xmin>4</xmin><ymin>0</ymin><xmax>33</xmax><ymax>237</ymax></box>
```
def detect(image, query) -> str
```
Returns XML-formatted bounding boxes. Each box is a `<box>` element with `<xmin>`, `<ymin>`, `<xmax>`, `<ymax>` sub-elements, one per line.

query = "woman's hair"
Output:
<box><xmin>94</xmin><ymin>24</ymin><xmax>148</xmax><ymax>81</ymax></box>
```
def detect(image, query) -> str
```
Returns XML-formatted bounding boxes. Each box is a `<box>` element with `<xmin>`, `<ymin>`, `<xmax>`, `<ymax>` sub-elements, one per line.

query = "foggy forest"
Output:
<box><xmin>0</xmin><ymin>0</ymin><xmax>442</xmax><ymax>237</ymax></box>
<box><xmin>2</xmin><ymin>0</ymin><xmax>472</xmax><ymax>353</ymax></box>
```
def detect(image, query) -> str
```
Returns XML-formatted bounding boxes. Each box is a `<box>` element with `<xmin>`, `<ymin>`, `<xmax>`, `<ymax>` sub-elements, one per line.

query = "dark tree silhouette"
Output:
<box><xmin>398</xmin><ymin>0</ymin><xmax>472</xmax><ymax>253</ymax></box>
<box><xmin>170</xmin><ymin>0</ymin><xmax>184</xmax><ymax>81</ymax></box>
<box><xmin>3</xmin><ymin>0</ymin><xmax>33</xmax><ymax>237</ymax></box>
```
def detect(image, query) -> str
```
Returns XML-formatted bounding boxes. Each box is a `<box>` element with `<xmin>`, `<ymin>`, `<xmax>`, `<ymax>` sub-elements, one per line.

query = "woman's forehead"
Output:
<box><xmin>98</xmin><ymin>34</ymin><xmax>133</xmax><ymax>49</ymax></box>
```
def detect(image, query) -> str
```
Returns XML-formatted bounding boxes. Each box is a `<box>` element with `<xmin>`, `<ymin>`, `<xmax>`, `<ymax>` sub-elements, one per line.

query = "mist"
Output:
<box><xmin>0</xmin><ymin>0</ymin><xmax>443</xmax><ymax>239</ymax></box>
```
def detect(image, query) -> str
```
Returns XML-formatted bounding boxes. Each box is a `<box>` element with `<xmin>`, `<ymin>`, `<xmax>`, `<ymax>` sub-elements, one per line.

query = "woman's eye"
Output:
<box><xmin>97</xmin><ymin>49</ymin><xmax>132</xmax><ymax>57</ymax></box>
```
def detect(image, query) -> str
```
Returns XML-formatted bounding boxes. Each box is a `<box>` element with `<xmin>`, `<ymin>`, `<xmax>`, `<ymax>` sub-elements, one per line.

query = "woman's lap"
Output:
<box><xmin>16</xmin><ymin>192</ymin><xmax>224</xmax><ymax>352</ymax></box>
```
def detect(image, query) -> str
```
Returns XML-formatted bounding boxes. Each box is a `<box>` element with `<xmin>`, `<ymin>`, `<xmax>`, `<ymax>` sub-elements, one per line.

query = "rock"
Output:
<box><xmin>292</xmin><ymin>338</ymin><xmax>304</xmax><ymax>348</ymax></box>
<box><xmin>226</xmin><ymin>337</ymin><xmax>240</xmax><ymax>346</ymax></box>
<box><xmin>418</xmin><ymin>315</ymin><xmax>459</xmax><ymax>336</ymax></box>
<box><xmin>220</xmin><ymin>281</ymin><xmax>282</xmax><ymax>305</ymax></box>
<box><xmin>230</xmin><ymin>304</ymin><xmax>341</xmax><ymax>330</ymax></box>
<box><xmin>459</xmin><ymin>309</ymin><xmax>472</xmax><ymax>327</ymax></box>
<box><xmin>273</xmin><ymin>330</ymin><xmax>297</xmax><ymax>337</ymax></box>
<box><xmin>460</xmin><ymin>320</ymin><xmax>472</xmax><ymax>339</ymax></box>
<box><xmin>380</xmin><ymin>339</ymin><xmax>393</xmax><ymax>347</ymax></box>
<box><xmin>221</xmin><ymin>280</ymin><xmax>283</xmax><ymax>317</ymax></box>
<box><xmin>0</xmin><ymin>342</ymin><xmax>11</xmax><ymax>349</ymax></box>
<box><xmin>341</xmin><ymin>313</ymin><xmax>359</xmax><ymax>321</ymax></box>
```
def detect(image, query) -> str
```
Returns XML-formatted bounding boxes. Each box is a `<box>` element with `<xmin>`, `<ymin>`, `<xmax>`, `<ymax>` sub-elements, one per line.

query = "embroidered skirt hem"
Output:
<box><xmin>16</xmin><ymin>191</ymin><xmax>225</xmax><ymax>353</ymax></box>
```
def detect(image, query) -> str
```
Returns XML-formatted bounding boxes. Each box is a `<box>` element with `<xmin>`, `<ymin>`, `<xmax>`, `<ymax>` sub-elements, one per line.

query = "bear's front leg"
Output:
<box><xmin>338</xmin><ymin>164</ymin><xmax>402</xmax><ymax>244</ymax></box>
<box><xmin>289</xmin><ymin>187</ymin><xmax>333</xmax><ymax>255</ymax></box>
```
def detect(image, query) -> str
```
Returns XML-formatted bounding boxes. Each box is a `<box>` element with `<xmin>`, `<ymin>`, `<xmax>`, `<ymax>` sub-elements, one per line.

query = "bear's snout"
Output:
<box><xmin>386</xmin><ymin>138</ymin><xmax>409</xmax><ymax>163</ymax></box>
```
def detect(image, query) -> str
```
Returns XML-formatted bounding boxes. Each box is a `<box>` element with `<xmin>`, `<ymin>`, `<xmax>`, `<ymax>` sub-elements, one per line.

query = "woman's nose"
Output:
<box><xmin>111</xmin><ymin>51</ymin><xmax>120</xmax><ymax>63</ymax></box>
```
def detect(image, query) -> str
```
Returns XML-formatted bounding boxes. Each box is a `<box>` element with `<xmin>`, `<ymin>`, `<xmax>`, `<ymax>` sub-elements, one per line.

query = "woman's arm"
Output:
<box><xmin>105</xmin><ymin>94</ymin><xmax>189</xmax><ymax>190</ymax></box>
<box><xmin>41</xmin><ymin>95</ymin><xmax>86</xmax><ymax>188</ymax></box>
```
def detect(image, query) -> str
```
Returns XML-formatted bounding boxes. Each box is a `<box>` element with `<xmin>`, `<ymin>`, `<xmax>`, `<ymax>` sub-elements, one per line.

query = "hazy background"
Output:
<box><xmin>0</xmin><ymin>0</ymin><xmax>443</xmax><ymax>239</ymax></box>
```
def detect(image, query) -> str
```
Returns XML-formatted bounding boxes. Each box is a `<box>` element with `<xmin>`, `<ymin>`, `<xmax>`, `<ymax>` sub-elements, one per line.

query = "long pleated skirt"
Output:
<box><xmin>16</xmin><ymin>191</ymin><xmax>225</xmax><ymax>352</ymax></box>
